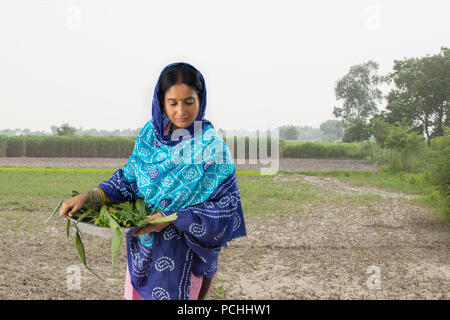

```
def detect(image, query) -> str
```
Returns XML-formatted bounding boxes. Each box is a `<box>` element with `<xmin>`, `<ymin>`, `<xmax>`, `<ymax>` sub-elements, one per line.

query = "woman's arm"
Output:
<box><xmin>97</xmin><ymin>168</ymin><xmax>138</xmax><ymax>203</ymax></box>
<box><xmin>58</xmin><ymin>188</ymin><xmax>111</xmax><ymax>217</ymax></box>
<box><xmin>59</xmin><ymin>165</ymin><xmax>138</xmax><ymax>218</ymax></box>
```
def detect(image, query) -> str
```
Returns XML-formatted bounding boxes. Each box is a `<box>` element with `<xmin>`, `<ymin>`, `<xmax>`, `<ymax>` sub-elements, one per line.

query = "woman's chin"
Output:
<box><xmin>173</xmin><ymin>121</ymin><xmax>193</xmax><ymax>129</ymax></box>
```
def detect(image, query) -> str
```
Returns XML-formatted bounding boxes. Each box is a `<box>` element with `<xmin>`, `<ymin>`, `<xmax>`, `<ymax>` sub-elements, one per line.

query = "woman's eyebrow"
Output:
<box><xmin>167</xmin><ymin>96</ymin><xmax>195</xmax><ymax>100</ymax></box>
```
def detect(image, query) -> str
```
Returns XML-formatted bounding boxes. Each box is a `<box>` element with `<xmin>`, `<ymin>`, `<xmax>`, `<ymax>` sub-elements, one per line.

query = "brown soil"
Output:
<box><xmin>214</xmin><ymin>176</ymin><xmax>449</xmax><ymax>299</ymax></box>
<box><xmin>0</xmin><ymin>157</ymin><xmax>377</xmax><ymax>172</ymax></box>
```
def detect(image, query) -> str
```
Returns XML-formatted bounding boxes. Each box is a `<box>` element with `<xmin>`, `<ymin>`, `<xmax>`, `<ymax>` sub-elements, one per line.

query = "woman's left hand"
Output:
<box><xmin>133</xmin><ymin>212</ymin><xmax>172</xmax><ymax>236</ymax></box>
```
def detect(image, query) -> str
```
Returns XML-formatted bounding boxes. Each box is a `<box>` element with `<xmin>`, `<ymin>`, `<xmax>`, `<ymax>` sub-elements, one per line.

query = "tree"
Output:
<box><xmin>425</xmin><ymin>126</ymin><xmax>450</xmax><ymax>217</ymax></box>
<box><xmin>333</xmin><ymin>60</ymin><xmax>383</xmax><ymax>142</ymax></box>
<box><xmin>278</xmin><ymin>125</ymin><xmax>323</xmax><ymax>141</ymax></box>
<box><xmin>342</xmin><ymin>117</ymin><xmax>371</xmax><ymax>143</ymax></box>
<box><xmin>56</xmin><ymin>122</ymin><xmax>77</xmax><ymax>136</ymax></box>
<box><xmin>384</xmin><ymin>123</ymin><xmax>425</xmax><ymax>171</ymax></box>
<box><xmin>322</xmin><ymin>133</ymin><xmax>338</xmax><ymax>143</ymax></box>
<box><xmin>284</xmin><ymin>126</ymin><xmax>299</xmax><ymax>140</ymax></box>
<box><xmin>385</xmin><ymin>47</ymin><xmax>450</xmax><ymax>146</ymax></box>
<box><xmin>319</xmin><ymin>119</ymin><xmax>344</xmax><ymax>141</ymax></box>
<box><xmin>369</xmin><ymin>112</ymin><xmax>393</xmax><ymax>161</ymax></box>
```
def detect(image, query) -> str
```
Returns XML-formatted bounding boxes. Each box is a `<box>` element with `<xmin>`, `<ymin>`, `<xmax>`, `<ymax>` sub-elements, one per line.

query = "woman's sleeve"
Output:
<box><xmin>97</xmin><ymin>157</ymin><xmax>139</xmax><ymax>203</ymax></box>
<box><xmin>161</xmin><ymin>170</ymin><xmax>247</xmax><ymax>277</ymax></box>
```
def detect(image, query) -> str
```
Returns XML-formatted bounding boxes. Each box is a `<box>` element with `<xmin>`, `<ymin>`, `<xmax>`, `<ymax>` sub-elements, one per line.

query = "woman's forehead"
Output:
<box><xmin>165</xmin><ymin>84</ymin><xmax>198</xmax><ymax>99</ymax></box>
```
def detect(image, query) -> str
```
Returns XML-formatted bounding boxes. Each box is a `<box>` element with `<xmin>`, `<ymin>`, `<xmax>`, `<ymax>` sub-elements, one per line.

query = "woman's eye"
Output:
<box><xmin>186</xmin><ymin>102</ymin><xmax>193</xmax><ymax>105</ymax></box>
<box><xmin>169</xmin><ymin>103</ymin><xmax>177</xmax><ymax>106</ymax></box>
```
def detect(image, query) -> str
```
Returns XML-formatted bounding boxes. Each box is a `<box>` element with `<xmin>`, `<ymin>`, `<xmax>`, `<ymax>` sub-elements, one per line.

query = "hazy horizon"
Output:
<box><xmin>1</xmin><ymin>0</ymin><xmax>448</xmax><ymax>133</ymax></box>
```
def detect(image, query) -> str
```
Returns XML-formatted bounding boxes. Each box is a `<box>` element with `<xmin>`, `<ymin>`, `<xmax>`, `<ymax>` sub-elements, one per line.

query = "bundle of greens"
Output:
<box><xmin>47</xmin><ymin>191</ymin><xmax>178</xmax><ymax>280</ymax></box>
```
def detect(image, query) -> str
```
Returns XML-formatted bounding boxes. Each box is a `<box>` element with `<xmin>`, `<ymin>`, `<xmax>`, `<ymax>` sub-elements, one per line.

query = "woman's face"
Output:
<box><xmin>163</xmin><ymin>83</ymin><xmax>200</xmax><ymax>130</ymax></box>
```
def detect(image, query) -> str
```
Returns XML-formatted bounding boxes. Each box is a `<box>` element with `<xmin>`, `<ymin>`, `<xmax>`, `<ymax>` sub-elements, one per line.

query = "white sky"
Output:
<box><xmin>0</xmin><ymin>0</ymin><xmax>448</xmax><ymax>133</ymax></box>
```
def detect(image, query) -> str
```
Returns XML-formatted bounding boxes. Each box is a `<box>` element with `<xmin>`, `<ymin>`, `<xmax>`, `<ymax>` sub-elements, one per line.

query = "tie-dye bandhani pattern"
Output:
<box><xmin>98</xmin><ymin>62</ymin><xmax>246</xmax><ymax>300</ymax></box>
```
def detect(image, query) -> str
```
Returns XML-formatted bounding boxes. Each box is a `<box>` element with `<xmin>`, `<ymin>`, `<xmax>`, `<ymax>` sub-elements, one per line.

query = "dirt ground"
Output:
<box><xmin>220</xmin><ymin>175</ymin><xmax>449</xmax><ymax>299</ymax></box>
<box><xmin>0</xmin><ymin>157</ymin><xmax>448</xmax><ymax>300</ymax></box>
<box><xmin>0</xmin><ymin>157</ymin><xmax>377</xmax><ymax>172</ymax></box>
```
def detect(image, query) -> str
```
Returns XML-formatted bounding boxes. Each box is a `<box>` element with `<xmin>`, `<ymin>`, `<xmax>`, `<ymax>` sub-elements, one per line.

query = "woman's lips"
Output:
<box><xmin>176</xmin><ymin>118</ymin><xmax>189</xmax><ymax>121</ymax></box>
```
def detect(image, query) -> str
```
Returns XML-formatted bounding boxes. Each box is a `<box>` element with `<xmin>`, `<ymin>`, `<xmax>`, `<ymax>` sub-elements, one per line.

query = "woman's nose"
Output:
<box><xmin>176</xmin><ymin>103</ymin><xmax>189</xmax><ymax>113</ymax></box>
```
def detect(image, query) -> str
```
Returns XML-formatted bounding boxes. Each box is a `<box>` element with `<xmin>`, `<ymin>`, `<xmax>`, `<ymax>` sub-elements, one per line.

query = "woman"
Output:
<box><xmin>59</xmin><ymin>62</ymin><xmax>247</xmax><ymax>300</ymax></box>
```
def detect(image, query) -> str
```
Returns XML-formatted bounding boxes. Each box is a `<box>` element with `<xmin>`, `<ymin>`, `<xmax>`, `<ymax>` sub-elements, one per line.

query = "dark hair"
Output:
<box><xmin>157</xmin><ymin>63</ymin><xmax>204</xmax><ymax>110</ymax></box>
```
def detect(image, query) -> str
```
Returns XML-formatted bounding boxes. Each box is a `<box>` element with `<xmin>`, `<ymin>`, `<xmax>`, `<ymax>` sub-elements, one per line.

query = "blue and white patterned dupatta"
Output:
<box><xmin>98</xmin><ymin>62</ymin><xmax>246</xmax><ymax>300</ymax></box>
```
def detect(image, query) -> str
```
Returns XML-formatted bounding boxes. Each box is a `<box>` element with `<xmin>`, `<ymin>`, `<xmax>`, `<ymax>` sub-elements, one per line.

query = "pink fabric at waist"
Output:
<box><xmin>124</xmin><ymin>264</ymin><xmax>212</xmax><ymax>300</ymax></box>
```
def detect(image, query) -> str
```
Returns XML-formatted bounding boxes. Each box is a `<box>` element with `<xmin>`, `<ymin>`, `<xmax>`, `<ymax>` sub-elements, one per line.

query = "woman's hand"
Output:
<box><xmin>59</xmin><ymin>193</ymin><xmax>89</xmax><ymax>218</ymax></box>
<box><xmin>133</xmin><ymin>212</ymin><xmax>172</xmax><ymax>236</ymax></box>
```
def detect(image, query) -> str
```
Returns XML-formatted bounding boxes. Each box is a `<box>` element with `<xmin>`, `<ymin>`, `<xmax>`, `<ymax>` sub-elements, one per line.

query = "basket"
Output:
<box><xmin>66</xmin><ymin>216</ymin><xmax>132</xmax><ymax>240</ymax></box>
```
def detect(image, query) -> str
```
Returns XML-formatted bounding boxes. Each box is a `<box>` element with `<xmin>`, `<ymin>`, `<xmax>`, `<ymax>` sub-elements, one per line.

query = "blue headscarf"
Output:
<box><xmin>152</xmin><ymin>62</ymin><xmax>210</xmax><ymax>146</ymax></box>
<box><xmin>100</xmin><ymin>62</ymin><xmax>246</xmax><ymax>300</ymax></box>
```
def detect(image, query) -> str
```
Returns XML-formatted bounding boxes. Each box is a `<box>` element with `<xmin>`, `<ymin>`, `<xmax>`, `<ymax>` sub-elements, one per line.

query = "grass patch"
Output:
<box><xmin>282</xmin><ymin>140</ymin><xmax>370</xmax><ymax>159</ymax></box>
<box><xmin>0</xmin><ymin>167</ymin><xmax>329</xmax><ymax>220</ymax></box>
<box><xmin>0</xmin><ymin>167</ymin><xmax>115</xmax><ymax>197</ymax></box>
<box><xmin>237</xmin><ymin>174</ymin><xmax>326</xmax><ymax>218</ymax></box>
<box><xmin>1</xmin><ymin>166</ymin><xmax>447</xmax><ymax>222</ymax></box>
<box><xmin>413</xmin><ymin>190</ymin><xmax>450</xmax><ymax>219</ymax></box>
<box><xmin>215</xmin><ymin>285</ymin><xmax>226</xmax><ymax>299</ymax></box>
<box><xmin>280</xmin><ymin>168</ymin><xmax>448</xmax><ymax>218</ymax></box>
<box><xmin>280</xmin><ymin>169</ymin><xmax>434</xmax><ymax>195</ymax></box>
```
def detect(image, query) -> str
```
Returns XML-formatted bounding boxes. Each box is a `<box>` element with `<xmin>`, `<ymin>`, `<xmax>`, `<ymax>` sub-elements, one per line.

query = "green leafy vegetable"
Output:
<box><xmin>48</xmin><ymin>191</ymin><xmax>177</xmax><ymax>281</ymax></box>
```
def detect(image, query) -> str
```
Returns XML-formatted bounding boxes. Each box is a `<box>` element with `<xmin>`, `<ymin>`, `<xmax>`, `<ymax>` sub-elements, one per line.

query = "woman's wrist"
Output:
<box><xmin>79</xmin><ymin>192</ymin><xmax>90</xmax><ymax>206</ymax></box>
<box><xmin>83</xmin><ymin>188</ymin><xmax>106</xmax><ymax>208</ymax></box>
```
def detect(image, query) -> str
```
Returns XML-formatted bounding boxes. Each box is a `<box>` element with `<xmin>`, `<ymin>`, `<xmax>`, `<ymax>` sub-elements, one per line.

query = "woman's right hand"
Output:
<box><xmin>59</xmin><ymin>193</ymin><xmax>89</xmax><ymax>218</ymax></box>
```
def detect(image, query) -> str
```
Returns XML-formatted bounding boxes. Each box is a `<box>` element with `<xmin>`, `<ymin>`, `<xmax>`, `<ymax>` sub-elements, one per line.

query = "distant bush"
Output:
<box><xmin>0</xmin><ymin>135</ymin><xmax>136</xmax><ymax>158</ymax></box>
<box><xmin>0</xmin><ymin>134</ymin><xmax>373</xmax><ymax>161</ymax></box>
<box><xmin>0</xmin><ymin>135</ymin><xmax>7</xmax><ymax>157</ymax></box>
<box><xmin>425</xmin><ymin>127</ymin><xmax>450</xmax><ymax>217</ymax></box>
<box><xmin>223</xmin><ymin>136</ymin><xmax>285</xmax><ymax>160</ymax></box>
<box><xmin>384</xmin><ymin>124</ymin><xmax>427</xmax><ymax>172</ymax></box>
<box><xmin>282</xmin><ymin>141</ymin><xmax>370</xmax><ymax>159</ymax></box>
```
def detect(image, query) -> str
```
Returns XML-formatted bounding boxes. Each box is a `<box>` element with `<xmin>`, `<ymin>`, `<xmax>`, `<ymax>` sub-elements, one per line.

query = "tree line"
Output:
<box><xmin>332</xmin><ymin>46</ymin><xmax>448</xmax><ymax>145</ymax></box>
<box><xmin>3</xmin><ymin>122</ymin><xmax>343</xmax><ymax>143</ymax></box>
<box><xmin>330</xmin><ymin>46</ymin><xmax>449</xmax><ymax>215</ymax></box>
<box><xmin>0</xmin><ymin>125</ymin><xmax>141</xmax><ymax>137</ymax></box>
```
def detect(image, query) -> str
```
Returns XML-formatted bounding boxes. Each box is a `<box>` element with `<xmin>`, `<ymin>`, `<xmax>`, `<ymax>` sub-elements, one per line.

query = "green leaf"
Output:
<box><xmin>72</xmin><ymin>190</ymin><xmax>80</xmax><ymax>197</ymax></box>
<box><xmin>145</xmin><ymin>212</ymin><xmax>178</xmax><ymax>224</ymax></box>
<box><xmin>75</xmin><ymin>227</ymin><xmax>87</xmax><ymax>265</ymax></box>
<box><xmin>95</xmin><ymin>205</ymin><xmax>110</xmax><ymax>227</ymax></box>
<box><xmin>46</xmin><ymin>198</ymin><xmax>64</xmax><ymax>222</ymax></box>
<box><xmin>76</xmin><ymin>207</ymin><xmax>95</xmax><ymax>223</ymax></box>
<box><xmin>135</xmin><ymin>198</ymin><xmax>149</xmax><ymax>220</ymax></box>
<box><xmin>111</xmin><ymin>228</ymin><xmax>122</xmax><ymax>277</ymax></box>
<box><xmin>74</xmin><ymin>225</ymin><xmax>103</xmax><ymax>281</ymax></box>
<box><xmin>66</xmin><ymin>218</ymin><xmax>70</xmax><ymax>238</ymax></box>
<box><xmin>101</xmin><ymin>204</ymin><xmax>123</xmax><ymax>277</ymax></box>
<box><xmin>105</xmin><ymin>210</ymin><xmax>120</xmax><ymax>231</ymax></box>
